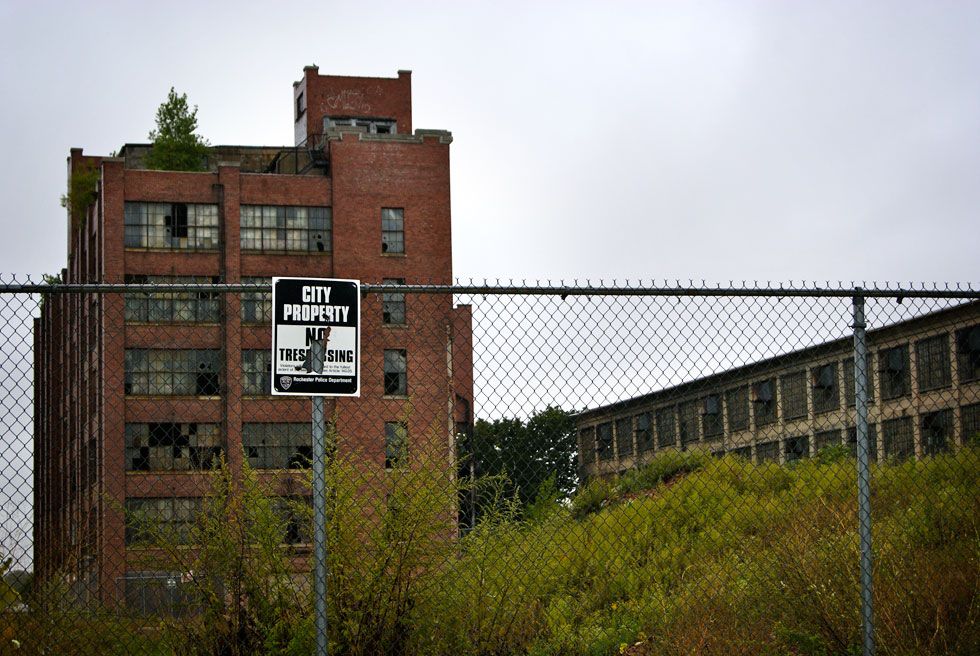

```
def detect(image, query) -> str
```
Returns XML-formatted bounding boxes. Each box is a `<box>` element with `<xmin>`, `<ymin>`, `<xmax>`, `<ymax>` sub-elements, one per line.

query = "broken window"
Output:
<box><xmin>275</xmin><ymin>496</ymin><xmax>312</xmax><ymax>545</ymax></box>
<box><xmin>240</xmin><ymin>205</ymin><xmax>331</xmax><ymax>252</ymax></box>
<box><xmin>811</xmin><ymin>362</ymin><xmax>839</xmax><ymax>414</ymax></box>
<box><xmin>381</xmin><ymin>208</ymin><xmax>404</xmax><ymax>254</ymax></box>
<box><xmin>955</xmin><ymin>324</ymin><xmax>980</xmax><ymax>383</ymax></box>
<box><xmin>385</xmin><ymin>421</ymin><xmax>408</xmax><ymax>469</ymax></box>
<box><xmin>383</xmin><ymin>349</ymin><xmax>407</xmax><ymax>396</ymax></box>
<box><xmin>879</xmin><ymin>345</ymin><xmax>910</xmax><ymax>400</ymax></box>
<box><xmin>701</xmin><ymin>394</ymin><xmax>723</xmax><ymax>438</ymax></box>
<box><xmin>783</xmin><ymin>435</ymin><xmax>809</xmax><ymax>462</ymax></box>
<box><xmin>125</xmin><ymin>423</ymin><xmax>223</xmax><ymax>472</ymax></box>
<box><xmin>124</xmin><ymin>349</ymin><xmax>221</xmax><ymax>396</ymax></box>
<box><xmin>382</xmin><ymin>278</ymin><xmax>406</xmax><ymax>325</ymax></box>
<box><xmin>752</xmin><ymin>379</ymin><xmax>777</xmax><ymax>427</ymax></box>
<box><xmin>242</xmin><ymin>423</ymin><xmax>313</xmax><ymax>469</ymax></box>
<box><xmin>124</xmin><ymin>202</ymin><xmax>219</xmax><ymax>250</ymax></box>
<box><xmin>916</xmin><ymin>334</ymin><xmax>951</xmax><ymax>392</ymax></box>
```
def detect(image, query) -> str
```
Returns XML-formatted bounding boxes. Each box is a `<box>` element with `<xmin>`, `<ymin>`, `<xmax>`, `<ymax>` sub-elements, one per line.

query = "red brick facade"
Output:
<box><xmin>34</xmin><ymin>69</ymin><xmax>472</xmax><ymax>606</ymax></box>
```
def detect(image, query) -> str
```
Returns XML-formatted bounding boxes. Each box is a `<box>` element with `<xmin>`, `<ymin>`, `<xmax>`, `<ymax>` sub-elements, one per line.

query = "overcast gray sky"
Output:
<box><xmin>1</xmin><ymin>0</ymin><xmax>978</xmax><ymax>283</ymax></box>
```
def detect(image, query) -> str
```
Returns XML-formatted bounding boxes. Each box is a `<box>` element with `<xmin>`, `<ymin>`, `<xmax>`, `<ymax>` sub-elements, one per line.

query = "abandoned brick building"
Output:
<box><xmin>33</xmin><ymin>66</ymin><xmax>473</xmax><ymax>609</ymax></box>
<box><xmin>576</xmin><ymin>301</ymin><xmax>980</xmax><ymax>482</ymax></box>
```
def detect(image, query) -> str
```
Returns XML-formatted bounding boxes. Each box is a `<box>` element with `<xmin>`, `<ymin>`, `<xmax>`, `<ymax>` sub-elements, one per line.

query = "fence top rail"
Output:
<box><xmin>0</xmin><ymin>280</ymin><xmax>977</xmax><ymax>299</ymax></box>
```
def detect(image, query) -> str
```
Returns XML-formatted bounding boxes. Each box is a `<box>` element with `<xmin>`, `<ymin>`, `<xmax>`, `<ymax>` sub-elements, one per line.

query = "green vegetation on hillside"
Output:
<box><xmin>7</xmin><ymin>448</ymin><xmax>978</xmax><ymax>655</ymax></box>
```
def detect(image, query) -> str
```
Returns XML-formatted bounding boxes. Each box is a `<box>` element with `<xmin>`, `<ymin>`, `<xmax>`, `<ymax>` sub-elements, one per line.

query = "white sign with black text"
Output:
<box><xmin>271</xmin><ymin>277</ymin><xmax>360</xmax><ymax>396</ymax></box>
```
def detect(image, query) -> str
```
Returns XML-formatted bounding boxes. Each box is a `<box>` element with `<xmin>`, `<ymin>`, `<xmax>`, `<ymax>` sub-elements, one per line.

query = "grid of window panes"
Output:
<box><xmin>956</xmin><ymin>324</ymin><xmax>980</xmax><ymax>382</ymax></box>
<box><xmin>781</xmin><ymin>371</ymin><xmax>808</xmax><ymax>420</ymax></box>
<box><xmin>655</xmin><ymin>407</ymin><xmax>676</xmax><ymax>448</ymax></box>
<box><xmin>124</xmin><ymin>202</ymin><xmax>219</xmax><ymax>250</ymax></box>
<box><xmin>615</xmin><ymin>417</ymin><xmax>633</xmax><ymax>457</ymax></box>
<box><xmin>125</xmin><ymin>423</ymin><xmax>223</xmax><ymax>471</ymax></box>
<box><xmin>726</xmin><ymin>386</ymin><xmax>749</xmax><ymax>432</ymax></box>
<box><xmin>920</xmin><ymin>409</ymin><xmax>953</xmax><ymax>455</ymax></box>
<box><xmin>383</xmin><ymin>349</ymin><xmax>407</xmax><ymax>396</ymax></box>
<box><xmin>124</xmin><ymin>275</ymin><xmax>221</xmax><ymax>323</ymax></box>
<box><xmin>961</xmin><ymin>403</ymin><xmax>980</xmax><ymax>444</ymax></box>
<box><xmin>242</xmin><ymin>424</ymin><xmax>312</xmax><ymax>469</ymax></box>
<box><xmin>784</xmin><ymin>435</ymin><xmax>809</xmax><ymax>462</ymax></box>
<box><xmin>596</xmin><ymin>422</ymin><xmax>614</xmax><ymax>460</ymax></box>
<box><xmin>241</xmin><ymin>277</ymin><xmax>272</xmax><ymax>324</ymax></box>
<box><xmin>381</xmin><ymin>208</ymin><xmax>404</xmax><ymax>253</ymax></box>
<box><xmin>879</xmin><ymin>344</ymin><xmax>911</xmax><ymax>399</ymax></box>
<box><xmin>579</xmin><ymin>427</ymin><xmax>595</xmax><ymax>461</ymax></box>
<box><xmin>916</xmin><ymin>335</ymin><xmax>951</xmax><ymax>392</ymax></box>
<box><xmin>385</xmin><ymin>421</ymin><xmax>408</xmax><ymax>469</ymax></box>
<box><xmin>753</xmin><ymin>379</ymin><xmax>777</xmax><ymax>426</ymax></box>
<box><xmin>882</xmin><ymin>416</ymin><xmax>914</xmax><ymax>460</ymax></box>
<box><xmin>847</xmin><ymin>424</ymin><xmax>879</xmax><ymax>461</ymax></box>
<box><xmin>678</xmin><ymin>401</ymin><xmax>699</xmax><ymax>445</ymax></box>
<box><xmin>811</xmin><ymin>363</ymin><xmax>839</xmax><ymax>413</ymax></box>
<box><xmin>814</xmin><ymin>428</ymin><xmax>842</xmax><ymax>453</ymax></box>
<box><xmin>701</xmin><ymin>395</ymin><xmax>723</xmax><ymax>438</ymax></box>
<box><xmin>843</xmin><ymin>356</ymin><xmax>876</xmax><ymax>406</ymax></box>
<box><xmin>125</xmin><ymin>498</ymin><xmax>203</xmax><ymax>545</ymax></box>
<box><xmin>635</xmin><ymin>412</ymin><xmax>654</xmax><ymax>452</ymax></box>
<box><xmin>242</xmin><ymin>350</ymin><xmax>272</xmax><ymax>395</ymax></box>
<box><xmin>756</xmin><ymin>440</ymin><xmax>779</xmax><ymax>462</ymax></box>
<box><xmin>240</xmin><ymin>205</ymin><xmax>331</xmax><ymax>252</ymax></box>
<box><xmin>382</xmin><ymin>278</ymin><xmax>406</xmax><ymax>325</ymax></box>
<box><xmin>124</xmin><ymin>349</ymin><xmax>221</xmax><ymax>396</ymax></box>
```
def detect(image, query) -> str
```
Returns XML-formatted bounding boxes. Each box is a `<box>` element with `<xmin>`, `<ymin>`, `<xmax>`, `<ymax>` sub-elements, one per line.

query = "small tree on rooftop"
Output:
<box><xmin>145</xmin><ymin>87</ymin><xmax>210</xmax><ymax>171</ymax></box>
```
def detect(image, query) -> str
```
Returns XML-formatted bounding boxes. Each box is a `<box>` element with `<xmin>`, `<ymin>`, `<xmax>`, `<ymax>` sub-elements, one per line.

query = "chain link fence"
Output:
<box><xmin>0</xmin><ymin>278</ymin><xmax>977</xmax><ymax>655</ymax></box>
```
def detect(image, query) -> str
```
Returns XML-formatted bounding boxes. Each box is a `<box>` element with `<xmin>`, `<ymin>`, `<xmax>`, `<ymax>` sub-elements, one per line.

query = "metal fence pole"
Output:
<box><xmin>852</xmin><ymin>293</ymin><xmax>876</xmax><ymax>656</ymax></box>
<box><xmin>311</xmin><ymin>336</ymin><xmax>329</xmax><ymax>656</ymax></box>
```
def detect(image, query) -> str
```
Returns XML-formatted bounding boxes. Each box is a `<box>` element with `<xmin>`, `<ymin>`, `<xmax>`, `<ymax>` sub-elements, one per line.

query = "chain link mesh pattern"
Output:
<box><xmin>0</xmin><ymin>278</ymin><xmax>977</xmax><ymax>655</ymax></box>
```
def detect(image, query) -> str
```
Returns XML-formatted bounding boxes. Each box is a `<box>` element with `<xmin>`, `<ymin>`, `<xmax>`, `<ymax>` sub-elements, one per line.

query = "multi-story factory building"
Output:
<box><xmin>576</xmin><ymin>302</ymin><xmax>979</xmax><ymax>482</ymax></box>
<box><xmin>33</xmin><ymin>66</ymin><xmax>473</xmax><ymax>607</ymax></box>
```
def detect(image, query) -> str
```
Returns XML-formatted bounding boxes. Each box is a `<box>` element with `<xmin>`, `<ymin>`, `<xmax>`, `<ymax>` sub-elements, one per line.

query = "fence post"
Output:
<box><xmin>311</xmin><ymin>336</ymin><xmax>329</xmax><ymax>656</ymax></box>
<box><xmin>852</xmin><ymin>292</ymin><xmax>875</xmax><ymax>656</ymax></box>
